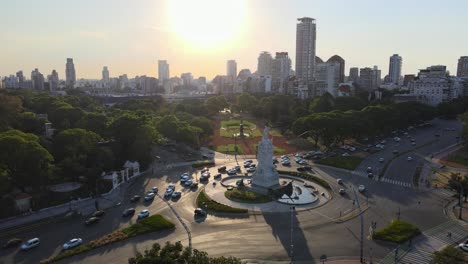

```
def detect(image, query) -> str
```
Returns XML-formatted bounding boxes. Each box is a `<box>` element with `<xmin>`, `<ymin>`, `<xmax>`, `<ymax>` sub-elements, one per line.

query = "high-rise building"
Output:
<box><xmin>2</xmin><ymin>75</ymin><xmax>19</xmax><ymax>89</ymax></box>
<box><xmin>65</xmin><ymin>58</ymin><xmax>76</xmax><ymax>88</ymax></box>
<box><xmin>457</xmin><ymin>56</ymin><xmax>468</xmax><ymax>77</ymax></box>
<box><xmin>327</xmin><ymin>55</ymin><xmax>345</xmax><ymax>83</ymax></box>
<box><xmin>48</xmin><ymin>70</ymin><xmax>59</xmax><ymax>91</ymax></box>
<box><xmin>181</xmin><ymin>72</ymin><xmax>193</xmax><ymax>87</ymax></box>
<box><xmin>237</xmin><ymin>69</ymin><xmax>252</xmax><ymax>81</ymax></box>
<box><xmin>388</xmin><ymin>54</ymin><xmax>402</xmax><ymax>84</ymax></box>
<box><xmin>316</xmin><ymin>62</ymin><xmax>341</xmax><ymax>96</ymax></box>
<box><xmin>158</xmin><ymin>60</ymin><xmax>170</xmax><ymax>81</ymax></box>
<box><xmin>349</xmin><ymin>67</ymin><xmax>359</xmax><ymax>83</ymax></box>
<box><xmin>272</xmin><ymin>52</ymin><xmax>291</xmax><ymax>94</ymax></box>
<box><xmin>295</xmin><ymin>17</ymin><xmax>316</xmax><ymax>84</ymax></box>
<box><xmin>102</xmin><ymin>66</ymin><xmax>110</xmax><ymax>82</ymax></box>
<box><xmin>16</xmin><ymin>71</ymin><xmax>25</xmax><ymax>87</ymax></box>
<box><xmin>31</xmin><ymin>68</ymin><xmax>45</xmax><ymax>90</ymax></box>
<box><xmin>227</xmin><ymin>60</ymin><xmax>237</xmax><ymax>81</ymax></box>
<box><xmin>359</xmin><ymin>66</ymin><xmax>381</xmax><ymax>91</ymax></box>
<box><xmin>257</xmin><ymin>51</ymin><xmax>273</xmax><ymax>76</ymax></box>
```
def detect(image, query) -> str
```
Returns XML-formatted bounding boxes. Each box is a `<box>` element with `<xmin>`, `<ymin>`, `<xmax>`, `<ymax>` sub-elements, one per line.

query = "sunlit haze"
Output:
<box><xmin>1</xmin><ymin>0</ymin><xmax>467</xmax><ymax>79</ymax></box>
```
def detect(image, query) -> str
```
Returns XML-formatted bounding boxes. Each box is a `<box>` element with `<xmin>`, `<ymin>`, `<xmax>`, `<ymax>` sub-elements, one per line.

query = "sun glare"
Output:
<box><xmin>168</xmin><ymin>0</ymin><xmax>247</xmax><ymax>49</ymax></box>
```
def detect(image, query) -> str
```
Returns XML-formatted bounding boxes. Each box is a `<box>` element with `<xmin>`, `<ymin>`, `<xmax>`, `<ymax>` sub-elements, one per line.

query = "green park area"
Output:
<box><xmin>372</xmin><ymin>219</ymin><xmax>421</xmax><ymax>243</ymax></box>
<box><xmin>224</xmin><ymin>189</ymin><xmax>273</xmax><ymax>203</ymax></box>
<box><xmin>316</xmin><ymin>156</ymin><xmax>363</xmax><ymax>170</ymax></box>
<box><xmin>220</xmin><ymin>119</ymin><xmax>262</xmax><ymax>138</ymax></box>
<box><xmin>216</xmin><ymin>144</ymin><xmax>244</xmax><ymax>154</ymax></box>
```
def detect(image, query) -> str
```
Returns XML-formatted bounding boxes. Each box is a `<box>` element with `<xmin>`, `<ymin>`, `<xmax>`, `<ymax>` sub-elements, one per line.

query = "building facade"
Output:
<box><xmin>48</xmin><ymin>70</ymin><xmax>59</xmax><ymax>91</ymax></box>
<box><xmin>327</xmin><ymin>55</ymin><xmax>345</xmax><ymax>83</ymax></box>
<box><xmin>295</xmin><ymin>17</ymin><xmax>316</xmax><ymax>85</ymax></box>
<box><xmin>349</xmin><ymin>67</ymin><xmax>359</xmax><ymax>83</ymax></box>
<box><xmin>359</xmin><ymin>66</ymin><xmax>381</xmax><ymax>91</ymax></box>
<box><xmin>271</xmin><ymin>52</ymin><xmax>291</xmax><ymax>94</ymax></box>
<box><xmin>316</xmin><ymin>62</ymin><xmax>341</xmax><ymax>96</ymax></box>
<box><xmin>257</xmin><ymin>51</ymin><xmax>273</xmax><ymax>76</ymax></box>
<box><xmin>158</xmin><ymin>60</ymin><xmax>170</xmax><ymax>81</ymax></box>
<box><xmin>388</xmin><ymin>54</ymin><xmax>402</xmax><ymax>85</ymax></box>
<box><xmin>227</xmin><ymin>60</ymin><xmax>237</xmax><ymax>81</ymax></box>
<box><xmin>457</xmin><ymin>56</ymin><xmax>468</xmax><ymax>77</ymax></box>
<box><xmin>65</xmin><ymin>58</ymin><xmax>76</xmax><ymax>88</ymax></box>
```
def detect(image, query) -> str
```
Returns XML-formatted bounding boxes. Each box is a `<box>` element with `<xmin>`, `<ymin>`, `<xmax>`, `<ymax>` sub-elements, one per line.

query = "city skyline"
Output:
<box><xmin>1</xmin><ymin>0</ymin><xmax>468</xmax><ymax>80</ymax></box>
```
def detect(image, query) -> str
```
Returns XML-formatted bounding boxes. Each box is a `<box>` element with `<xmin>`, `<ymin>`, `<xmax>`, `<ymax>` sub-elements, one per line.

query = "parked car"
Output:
<box><xmin>137</xmin><ymin>209</ymin><xmax>150</xmax><ymax>219</ymax></box>
<box><xmin>297</xmin><ymin>167</ymin><xmax>306</xmax><ymax>172</ymax></box>
<box><xmin>62</xmin><ymin>238</ymin><xmax>83</xmax><ymax>250</ymax></box>
<box><xmin>337</xmin><ymin>179</ymin><xmax>343</xmax><ymax>184</ymax></box>
<box><xmin>358</xmin><ymin>185</ymin><xmax>366</xmax><ymax>192</ymax></box>
<box><xmin>366</xmin><ymin>167</ymin><xmax>372</xmax><ymax>173</ymax></box>
<box><xmin>92</xmin><ymin>210</ymin><xmax>105</xmax><ymax>217</ymax></box>
<box><xmin>151</xmin><ymin>187</ymin><xmax>158</xmax><ymax>193</ymax></box>
<box><xmin>281</xmin><ymin>160</ymin><xmax>290</xmax><ymax>166</ymax></box>
<box><xmin>272</xmin><ymin>158</ymin><xmax>279</xmax><ymax>164</ymax></box>
<box><xmin>194</xmin><ymin>208</ymin><xmax>207</xmax><ymax>217</ymax></box>
<box><xmin>392</xmin><ymin>150</ymin><xmax>399</xmax><ymax>154</ymax></box>
<box><xmin>85</xmin><ymin>217</ymin><xmax>100</xmax><ymax>225</ymax></box>
<box><xmin>457</xmin><ymin>241</ymin><xmax>468</xmax><ymax>252</ymax></box>
<box><xmin>214</xmin><ymin>173</ymin><xmax>222</xmax><ymax>179</ymax></box>
<box><xmin>184</xmin><ymin>180</ymin><xmax>193</xmax><ymax>186</ymax></box>
<box><xmin>122</xmin><ymin>208</ymin><xmax>136</xmax><ymax>217</ymax></box>
<box><xmin>130</xmin><ymin>195</ymin><xmax>141</xmax><ymax>202</ymax></box>
<box><xmin>339</xmin><ymin>189</ymin><xmax>346</xmax><ymax>195</ymax></box>
<box><xmin>411</xmin><ymin>142</ymin><xmax>416</xmax><ymax>146</ymax></box>
<box><xmin>164</xmin><ymin>189</ymin><xmax>174</xmax><ymax>197</ymax></box>
<box><xmin>234</xmin><ymin>165</ymin><xmax>241</xmax><ymax>171</ymax></box>
<box><xmin>247</xmin><ymin>167</ymin><xmax>256</xmax><ymax>173</ymax></box>
<box><xmin>191</xmin><ymin>182</ymin><xmax>199</xmax><ymax>188</ymax></box>
<box><xmin>171</xmin><ymin>191</ymin><xmax>182</xmax><ymax>199</ymax></box>
<box><xmin>20</xmin><ymin>238</ymin><xmax>40</xmax><ymax>251</ymax></box>
<box><xmin>180</xmin><ymin>175</ymin><xmax>189</xmax><ymax>182</ymax></box>
<box><xmin>367</xmin><ymin>172</ymin><xmax>374</xmax><ymax>178</ymax></box>
<box><xmin>2</xmin><ymin>238</ymin><xmax>22</xmax><ymax>249</ymax></box>
<box><xmin>144</xmin><ymin>192</ymin><xmax>156</xmax><ymax>201</ymax></box>
<box><xmin>217</xmin><ymin>166</ymin><xmax>226</xmax><ymax>172</ymax></box>
<box><xmin>167</xmin><ymin>185</ymin><xmax>176</xmax><ymax>190</ymax></box>
<box><xmin>378</xmin><ymin>158</ymin><xmax>384</xmax><ymax>163</ymax></box>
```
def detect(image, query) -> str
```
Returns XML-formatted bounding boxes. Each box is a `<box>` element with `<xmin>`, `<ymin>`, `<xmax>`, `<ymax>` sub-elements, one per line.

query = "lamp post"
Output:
<box><xmin>352</xmin><ymin>187</ymin><xmax>364</xmax><ymax>263</ymax></box>
<box><xmin>290</xmin><ymin>206</ymin><xmax>295</xmax><ymax>262</ymax></box>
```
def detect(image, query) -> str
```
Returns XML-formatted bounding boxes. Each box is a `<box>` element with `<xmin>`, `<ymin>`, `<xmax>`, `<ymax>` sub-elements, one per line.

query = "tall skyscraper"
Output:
<box><xmin>31</xmin><ymin>68</ymin><xmax>45</xmax><ymax>90</ymax></box>
<box><xmin>16</xmin><ymin>71</ymin><xmax>24</xmax><ymax>87</ymax></box>
<box><xmin>257</xmin><ymin>51</ymin><xmax>273</xmax><ymax>76</ymax></box>
<box><xmin>48</xmin><ymin>70</ymin><xmax>59</xmax><ymax>91</ymax></box>
<box><xmin>388</xmin><ymin>54</ymin><xmax>402</xmax><ymax>84</ymax></box>
<box><xmin>227</xmin><ymin>60</ymin><xmax>237</xmax><ymax>81</ymax></box>
<box><xmin>158</xmin><ymin>60</ymin><xmax>170</xmax><ymax>81</ymax></box>
<box><xmin>457</xmin><ymin>56</ymin><xmax>468</xmax><ymax>77</ymax></box>
<box><xmin>65</xmin><ymin>58</ymin><xmax>76</xmax><ymax>88</ymax></box>
<box><xmin>326</xmin><ymin>55</ymin><xmax>345</xmax><ymax>83</ymax></box>
<box><xmin>349</xmin><ymin>67</ymin><xmax>359</xmax><ymax>83</ymax></box>
<box><xmin>272</xmin><ymin>52</ymin><xmax>291</xmax><ymax>94</ymax></box>
<box><xmin>102</xmin><ymin>66</ymin><xmax>109</xmax><ymax>82</ymax></box>
<box><xmin>295</xmin><ymin>17</ymin><xmax>316</xmax><ymax>84</ymax></box>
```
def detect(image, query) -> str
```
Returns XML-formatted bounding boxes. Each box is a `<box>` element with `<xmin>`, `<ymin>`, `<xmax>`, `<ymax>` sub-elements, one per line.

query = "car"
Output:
<box><xmin>410</xmin><ymin>138</ymin><xmax>415</xmax><ymax>142</ymax></box>
<box><xmin>297</xmin><ymin>167</ymin><xmax>306</xmax><ymax>172</ymax></box>
<box><xmin>171</xmin><ymin>191</ymin><xmax>182</xmax><ymax>198</ymax></box>
<box><xmin>201</xmin><ymin>167</ymin><xmax>209</xmax><ymax>173</ymax></box>
<box><xmin>62</xmin><ymin>238</ymin><xmax>83</xmax><ymax>250</ymax></box>
<box><xmin>366</xmin><ymin>167</ymin><xmax>372</xmax><ymax>173</ymax></box>
<box><xmin>194</xmin><ymin>208</ymin><xmax>207</xmax><ymax>217</ymax></box>
<box><xmin>302</xmin><ymin>165</ymin><xmax>312</xmax><ymax>170</ymax></box>
<box><xmin>339</xmin><ymin>189</ymin><xmax>346</xmax><ymax>195</ymax></box>
<box><xmin>227</xmin><ymin>169</ymin><xmax>236</xmax><ymax>175</ymax></box>
<box><xmin>85</xmin><ymin>217</ymin><xmax>100</xmax><ymax>225</ymax></box>
<box><xmin>247</xmin><ymin>167</ymin><xmax>256</xmax><ymax>173</ymax></box>
<box><xmin>180</xmin><ymin>172</ymin><xmax>190</xmax><ymax>178</ymax></box>
<box><xmin>167</xmin><ymin>185</ymin><xmax>176</xmax><ymax>190</ymax></box>
<box><xmin>184</xmin><ymin>180</ymin><xmax>193</xmax><ymax>186</ymax></box>
<box><xmin>137</xmin><ymin>209</ymin><xmax>150</xmax><ymax>219</ymax></box>
<box><xmin>201</xmin><ymin>171</ymin><xmax>210</xmax><ymax>178</ymax></box>
<box><xmin>20</xmin><ymin>238</ymin><xmax>40</xmax><ymax>251</ymax></box>
<box><xmin>164</xmin><ymin>189</ymin><xmax>174</xmax><ymax>196</ymax></box>
<box><xmin>349</xmin><ymin>147</ymin><xmax>356</xmax><ymax>152</ymax></box>
<box><xmin>217</xmin><ymin>166</ymin><xmax>226</xmax><ymax>172</ymax></box>
<box><xmin>3</xmin><ymin>238</ymin><xmax>22</xmax><ymax>249</ymax></box>
<box><xmin>435</xmin><ymin>133</ymin><xmax>441</xmax><ymax>137</ymax></box>
<box><xmin>92</xmin><ymin>210</ymin><xmax>105</xmax><ymax>217</ymax></box>
<box><xmin>130</xmin><ymin>195</ymin><xmax>141</xmax><ymax>202</ymax></box>
<box><xmin>191</xmin><ymin>182</ymin><xmax>199</xmax><ymax>188</ymax></box>
<box><xmin>380</xmin><ymin>140</ymin><xmax>386</xmax><ymax>144</ymax></box>
<box><xmin>298</xmin><ymin>160</ymin><xmax>308</xmax><ymax>165</ymax></box>
<box><xmin>341</xmin><ymin>152</ymin><xmax>350</xmax><ymax>157</ymax></box>
<box><xmin>456</xmin><ymin>242</ymin><xmax>468</xmax><ymax>252</ymax></box>
<box><xmin>272</xmin><ymin>158</ymin><xmax>279</xmax><ymax>164</ymax></box>
<box><xmin>358</xmin><ymin>185</ymin><xmax>366</xmax><ymax>192</ymax></box>
<box><xmin>281</xmin><ymin>160</ymin><xmax>290</xmax><ymax>166</ymax></box>
<box><xmin>367</xmin><ymin>172</ymin><xmax>374</xmax><ymax>178</ymax></box>
<box><xmin>234</xmin><ymin>165</ymin><xmax>241</xmax><ymax>171</ymax></box>
<box><xmin>244</xmin><ymin>163</ymin><xmax>252</xmax><ymax>168</ymax></box>
<box><xmin>407</xmin><ymin>156</ymin><xmax>413</xmax><ymax>161</ymax></box>
<box><xmin>337</xmin><ymin>179</ymin><xmax>343</xmax><ymax>184</ymax></box>
<box><xmin>393</xmin><ymin>137</ymin><xmax>401</xmax><ymax>142</ymax></box>
<box><xmin>151</xmin><ymin>187</ymin><xmax>158</xmax><ymax>193</ymax></box>
<box><xmin>144</xmin><ymin>192</ymin><xmax>156</xmax><ymax>201</ymax></box>
<box><xmin>243</xmin><ymin>160</ymin><xmax>253</xmax><ymax>165</ymax></box>
<box><xmin>295</xmin><ymin>153</ymin><xmax>302</xmax><ymax>157</ymax></box>
<box><xmin>202</xmin><ymin>155</ymin><xmax>209</xmax><ymax>159</ymax></box>
<box><xmin>180</xmin><ymin>175</ymin><xmax>189</xmax><ymax>182</ymax></box>
<box><xmin>411</xmin><ymin>142</ymin><xmax>416</xmax><ymax>146</ymax></box>
<box><xmin>393</xmin><ymin>150</ymin><xmax>399</xmax><ymax>154</ymax></box>
<box><xmin>122</xmin><ymin>208</ymin><xmax>136</xmax><ymax>217</ymax></box>
<box><xmin>250</xmin><ymin>163</ymin><xmax>257</xmax><ymax>168</ymax></box>
<box><xmin>378</xmin><ymin>158</ymin><xmax>384</xmax><ymax>163</ymax></box>
<box><xmin>214</xmin><ymin>173</ymin><xmax>222</xmax><ymax>179</ymax></box>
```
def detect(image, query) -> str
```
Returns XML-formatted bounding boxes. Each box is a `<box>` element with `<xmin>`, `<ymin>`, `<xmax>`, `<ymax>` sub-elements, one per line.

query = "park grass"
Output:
<box><xmin>372</xmin><ymin>220</ymin><xmax>421</xmax><ymax>243</ymax></box>
<box><xmin>40</xmin><ymin>215</ymin><xmax>174</xmax><ymax>263</ymax></box>
<box><xmin>253</xmin><ymin>144</ymin><xmax>286</xmax><ymax>154</ymax></box>
<box><xmin>219</xmin><ymin>119</ymin><xmax>262</xmax><ymax>138</ymax></box>
<box><xmin>277</xmin><ymin>170</ymin><xmax>331</xmax><ymax>190</ymax></box>
<box><xmin>316</xmin><ymin>156</ymin><xmax>363</xmax><ymax>170</ymax></box>
<box><xmin>196</xmin><ymin>190</ymin><xmax>247</xmax><ymax>214</ymax></box>
<box><xmin>224</xmin><ymin>189</ymin><xmax>273</xmax><ymax>203</ymax></box>
<box><xmin>447</xmin><ymin>151</ymin><xmax>468</xmax><ymax>166</ymax></box>
<box><xmin>216</xmin><ymin>144</ymin><xmax>244</xmax><ymax>154</ymax></box>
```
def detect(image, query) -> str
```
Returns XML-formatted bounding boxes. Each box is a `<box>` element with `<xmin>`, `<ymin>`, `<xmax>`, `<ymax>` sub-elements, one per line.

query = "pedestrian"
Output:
<box><xmin>447</xmin><ymin>232</ymin><xmax>452</xmax><ymax>238</ymax></box>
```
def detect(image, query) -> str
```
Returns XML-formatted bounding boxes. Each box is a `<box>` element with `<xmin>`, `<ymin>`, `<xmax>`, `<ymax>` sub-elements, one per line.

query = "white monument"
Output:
<box><xmin>251</xmin><ymin>127</ymin><xmax>280</xmax><ymax>191</ymax></box>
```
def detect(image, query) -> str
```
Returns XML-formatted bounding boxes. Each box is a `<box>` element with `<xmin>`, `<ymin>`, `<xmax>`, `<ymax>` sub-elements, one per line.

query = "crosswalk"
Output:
<box><xmin>380</xmin><ymin>220</ymin><xmax>468</xmax><ymax>264</ymax></box>
<box><xmin>351</xmin><ymin>170</ymin><xmax>412</xmax><ymax>188</ymax></box>
<box><xmin>380</xmin><ymin>178</ymin><xmax>412</xmax><ymax>187</ymax></box>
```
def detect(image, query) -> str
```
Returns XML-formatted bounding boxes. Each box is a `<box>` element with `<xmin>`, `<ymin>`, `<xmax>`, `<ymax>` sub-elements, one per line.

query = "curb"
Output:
<box><xmin>334</xmin><ymin>202</ymin><xmax>370</xmax><ymax>224</ymax></box>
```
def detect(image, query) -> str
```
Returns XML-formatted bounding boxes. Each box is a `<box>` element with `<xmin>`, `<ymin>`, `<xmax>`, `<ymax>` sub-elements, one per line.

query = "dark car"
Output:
<box><xmin>368</xmin><ymin>172</ymin><xmax>374</xmax><ymax>178</ymax></box>
<box><xmin>130</xmin><ymin>195</ymin><xmax>141</xmax><ymax>202</ymax></box>
<box><xmin>297</xmin><ymin>167</ymin><xmax>306</xmax><ymax>172</ymax></box>
<box><xmin>92</xmin><ymin>210</ymin><xmax>105</xmax><ymax>217</ymax></box>
<box><xmin>217</xmin><ymin>166</ymin><xmax>226</xmax><ymax>172</ymax></box>
<box><xmin>122</xmin><ymin>208</ymin><xmax>136</xmax><ymax>217</ymax></box>
<box><xmin>214</xmin><ymin>173</ymin><xmax>222</xmax><ymax>179</ymax></box>
<box><xmin>85</xmin><ymin>217</ymin><xmax>100</xmax><ymax>225</ymax></box>
<box><xmin>191</xmin><ymin>182</ymin><xmax>199</xmax><ymax>188</ymax></box>
<box><xmin>392</xmin><ymin>150</ymin><xmax>399</xmax><ymax>154</ymax></box>
<box><xmin>302</xmin><ymin>165</ymin><xmax>312</xmax><ymax>170</ymax></box>
<box><xmin>194</xmin><ymin>208</ymin><xmax>206</xmax><ymax>217</ymax></box>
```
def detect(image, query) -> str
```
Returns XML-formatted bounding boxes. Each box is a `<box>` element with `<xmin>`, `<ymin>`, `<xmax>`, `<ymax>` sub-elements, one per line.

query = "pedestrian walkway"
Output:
<box><xmin>351</xmin><ymin>170</ymin><xmax>413</xmax><ymax>188</ymax></box>
<box><xmin>380</xmin><ymin>220</ymin><xmax>468</xmax><ymax>264</ymax></box>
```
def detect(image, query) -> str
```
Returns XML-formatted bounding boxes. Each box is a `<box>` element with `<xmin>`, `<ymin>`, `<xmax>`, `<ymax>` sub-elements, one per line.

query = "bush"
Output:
<box><xmin>372</xmin><ymin>220</ymin><xmax>421</xmax><ymax>243</ymax></box>
<box><xmin>197</xmin><ymin>191</ymin><xmax>247</xmax><ymax>213</ymax></box>
<box><xmin>216</xmin><ymin>144</ymin><xmax>244</xmax><ymax>154</ymax></box>
<box><xmin>433</xmin><ymin>245</ymin><xmax>466</xmax><ymax>264</ymax></box>
<box><xmin>224</xmin><ymin>189</ymin><xmax>272</xmax><ymax>203</ymax></box>
<box><xmin>122</xmin><ymin>215</ymin><xmax>175</xmax><ymax>237</ymax></box>
<box><xmin>277</xmin><ymin>170</ymin><xmax>331</xmax><ymax>190</ymax></box>
<box><xmin>316</xmin><ymin>156</ymin><xmax>363</xmax><ymax>170</ymax></box>
<box><xmin>192</xmin><ymin>161</ymin><xmax>215</xmax><ymax>168</ymax></box>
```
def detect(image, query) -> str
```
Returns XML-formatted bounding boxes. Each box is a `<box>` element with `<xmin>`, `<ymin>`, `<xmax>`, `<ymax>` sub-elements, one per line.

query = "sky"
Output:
<box><xmin>1</xmin><ymin>0</ymin><xmax>467</xmax><ymax>80</ymax></box>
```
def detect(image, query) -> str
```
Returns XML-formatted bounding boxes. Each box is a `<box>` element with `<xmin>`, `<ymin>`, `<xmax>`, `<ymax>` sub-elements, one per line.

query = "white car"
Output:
<box><xmin>407</xmin><ymin>156</ymin><xmax>413</xmax><ymax>161</ymax></box>
<box><xmin>341</xmin><ymin>152</ymin><xmax>350</xmax><ymax>157</ymax></box>
<box><xmin>63</xmin><ymin>238</ymin><xmax>83</xmax><ymax>250</ymax></box>
<box><xmin>171</xmin><ymin>191</ymin><xmax>182</xmax><ymax>198</ymax></box>
<box><xmin>21</xmin><ymin>238</ymin><xmax>40</xmax><ymax>250</ymax></box>
<box><xmin>337</xmin><ymin>179</ymin><xmax>343</xmax><ymax>184</ymax></box>
<box><xmin>378</xmin><ymin>158</ymin><xmax>384</xmax><ymax>163</ymax></box>
<box><xmin>247</xmin><ymin>167</ymin><xmax>256</xmax><ymax>173</ymax></box>
<box><xmin>457</xmin><ymin>242</ymin><xmax>468</xmax><ymax>252</ymax></box>
<box><xmin>282</xmin><ymin>160</ymin><xmax>290</xmax><ymax>165</ymax></box>
<box><xmin>358</xmin><ymin>185</ymin><xmax>365</xmax><ymax>192</ymax></box>
<box><xmin>137</xmin><ymin>209</ymin><xmax>150</xmax><ymax>219</ymax></box>
<box><xmin>299</xmin><ymin>160</ymin><xmax>308</xmax><ymax>165</ymax></box>
<box><xmin>144</xmin><ymin>192</ymin><xmax>155</xmax><ymax>201</ymax></box>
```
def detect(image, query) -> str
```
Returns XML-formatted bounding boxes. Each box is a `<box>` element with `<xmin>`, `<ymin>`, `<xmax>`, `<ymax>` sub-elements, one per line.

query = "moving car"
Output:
<box><xmin>92</xmin><ymin>210</ymin><xmax>105</xmax><ymax>217</ymax></box>
<box><xmin>171</xmin><ymin>191</ymin><xmax>182</xmax><ymax>198</ymax></box>
<box><xmin>20</xmin><ymin>238</ymin><xmax>40</xmax><ymax>251</ymax></box>
<box><xmin>378</xmin><ymin>158</ymin><xmax>384</xmax><ymax>163</ymax></box>
<box><xmin>194</xmin><ymin>208</ymin><xmax>207</xmax><ymax>217</ymax></box>
<box><xmin>122</xmin><ymin>208</ymin><xmax>136</xmax><ymax>217</ymax></box>
<box><xmin>337</xmin><ymin>179</ymin><xmax>343</xmax><ymax>184</ymax></box>
<box><xmin>407</xmin><ymin>156</ymin><xmax>413</xmax><ymax>161</ymax></box>
<box><xmin>137</xmin><ymin>209</ymin><xmax>150</xmax><ymax>219</ymax></box>
<box><xmin>85</xmin><ymin>217</ymin><xmax>100</xmax><ymax>225</ymax></box>
<box><xmin>130</xmin><ymin>195</ymin><xmax>141</xmax><ymax>202</ymax></box>
<box><xmin>339</xmin><ymin>189</ymin><xmax>346</xmax><ymax>195</ymax></box>
<box><xmin>62</xmin><ymin>238</ymin><xmax>83</xmax><ymax>250</ymax></box>
<box><xmin>367</xmin><ymin>172</ymin><xmax>374</xmax><ymax>178</ymax></box>
<box><xmin>358</xmin><ymin>185</ymin><xmax>366</xmax><ymax>192</ymax></box>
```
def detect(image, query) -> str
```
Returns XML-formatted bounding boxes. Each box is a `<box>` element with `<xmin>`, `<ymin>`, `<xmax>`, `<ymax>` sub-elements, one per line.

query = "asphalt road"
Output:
<box><xmin>0</xmin><ymin>119</ymin><xmax>461</xmax><ymax>263</ymax></box>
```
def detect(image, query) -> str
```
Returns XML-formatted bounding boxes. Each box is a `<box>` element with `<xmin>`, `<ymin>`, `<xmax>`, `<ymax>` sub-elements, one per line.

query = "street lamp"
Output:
<box><xmin>290</xmin><ymin>206</ymin><xmax>295</xmax><ymax>262</ymax></box>
<box><xmin>352</xmin><ymin>187</ymin><xmax>364</xmax><ymax>264</ymax></box>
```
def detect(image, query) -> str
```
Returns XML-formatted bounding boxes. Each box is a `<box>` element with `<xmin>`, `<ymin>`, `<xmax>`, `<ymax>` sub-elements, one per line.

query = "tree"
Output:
<box><xmin>448</xmin><ymin>173</ymin><xmax>468</xmax><ymax>201</ymax></box>
<box><xmin>205</xmin><ymin>96</ymin><xmax>229</xmax><ymax>114</ymax></box>
<box><xmin>432</xmin><ymin>245</ymin><xmax>465</xmax><ymax>264</ymax></box>
<box><xmin>236</xmin><ymin>92</ymin><xmax>258</xmax><ymax>112</ymax></box>
<box><xmin>334</xmin><ymin>96</ymin><xmax>367</xmax><ymax>111</ymax></box>
<box><xmin>0</xmin><ymin>94</ymin><xmax>23</xmax><ymax>131</ymax></box>
<box><xmin>128</xmin><ymin>241</ymin><xmax>241</xmax><ymax>264</ymax></box>
<box><xmin>309</xmin><ymin>93</ymin><xmax>334</xmax><ymax>113</ymax></box>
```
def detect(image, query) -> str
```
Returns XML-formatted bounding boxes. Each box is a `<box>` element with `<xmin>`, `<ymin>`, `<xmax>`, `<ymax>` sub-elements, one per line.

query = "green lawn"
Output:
<box><xmin>448</xmin><ymin>152</ymin><xmax>468</xmax><ymax>166</ymax></box>
<box><xmin>224</xmin><ymin>189</ymin><xmax>272</xmax><ymax>203</ymax></box>
<box><xmin>253</xmin><ymin>144</ymin><xmax>286</xmax><ymax>154</ymax></box>
<box><xmin>220</xmin><ymin>119</ymin><xmax>262</xmax><ymax>138</ymax></box>
<box><xmin>196</xmin><ymin>191</ymin><xmax>247</xmax><ymax>213</ymax></box>
<box><xmin>216</xmin><ymin>144</ymin><xmax>244</xmax><ymax>154</ymax></box>
<box><xmin>372</xmin><ymin>220</ymin><xmax>421</xmax><ymax>243</ymax></box>
<box><xmin>316</xmin><ymin>156</ymin><xmax>363</xmax><ymax>170</ymax></box>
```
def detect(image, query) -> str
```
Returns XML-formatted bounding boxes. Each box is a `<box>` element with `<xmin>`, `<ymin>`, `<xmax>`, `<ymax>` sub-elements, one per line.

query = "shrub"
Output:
<box><xmin>372</xmin><ymin>220</ymin><xmax>421</xmax><ymax>243</ymax></box>
<box><xmin>197</xmin><ymin>191</ymin><xmax>247</xmax><ymax>213</ymax></box>
<box><xmin>277</xmin><ymin>170</ymin><xmax>331</xmax><ymax>190</ymax></box>
<box><xmin>225</xmin><ymin>189</ymin><xmax>272</xmax><ymax>203</ymax></box>
<box><xmin>192</xmin><ymin>161</ymin><xmax>215</xmax><ymax>168</ymax></box>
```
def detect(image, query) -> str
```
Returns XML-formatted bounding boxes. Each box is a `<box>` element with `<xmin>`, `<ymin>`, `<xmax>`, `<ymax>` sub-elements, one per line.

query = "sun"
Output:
<box><xmin>168</xmin><ymin>0</ymin><xmax>247</xmax><ymax>49</ymax></box>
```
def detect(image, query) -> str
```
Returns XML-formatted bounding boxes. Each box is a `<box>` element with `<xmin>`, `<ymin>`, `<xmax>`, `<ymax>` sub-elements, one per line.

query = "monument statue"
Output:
<box><xmin>251</xmin><ymin>126</ymin><xmax>280</xmax><ymax>191</ymax></box>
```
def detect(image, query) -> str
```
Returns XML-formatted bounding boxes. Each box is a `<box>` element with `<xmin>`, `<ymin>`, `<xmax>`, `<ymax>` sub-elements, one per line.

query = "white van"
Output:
<box><xmin>21</xmin><ymin>238</ymin><xmax>40</xmax><ymax>250</ymax></box>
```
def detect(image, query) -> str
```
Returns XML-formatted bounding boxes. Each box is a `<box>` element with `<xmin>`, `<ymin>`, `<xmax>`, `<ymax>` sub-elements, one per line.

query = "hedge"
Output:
<box><xmin>197</xmin><ymin>190</ymin><xmax>247</xmax><ymax>213</ymax></box>
<box><xmin>224</xmin><ymin>189</ymin><xmax>272</xmax><ymax>203</ymax></box>
<box><xmin>372</xmin><ymin>220</ymin><xmax>421</xmax><ymax>243</ymax></box>
<box><xmin>192</xmin><ymin>161</ymin><xmax>215</xmax><ymax>168</ymax></box>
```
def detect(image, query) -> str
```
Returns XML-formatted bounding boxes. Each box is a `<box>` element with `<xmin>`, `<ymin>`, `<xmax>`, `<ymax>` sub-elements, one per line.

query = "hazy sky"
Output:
<box><xmin>1</xmin><ymin>0</ymin><xmax>467</xmax><ymax>80</ymax></box>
